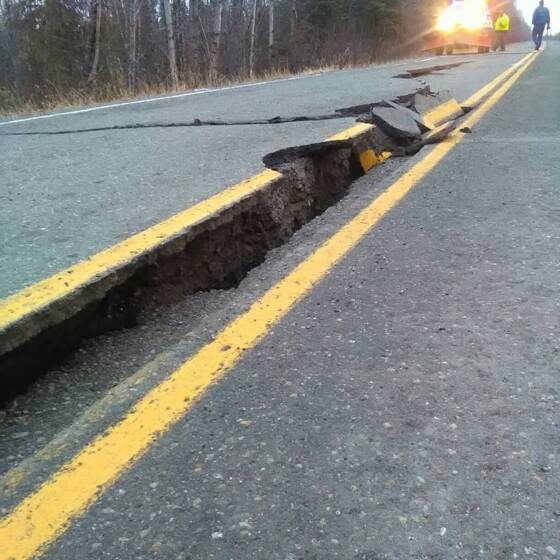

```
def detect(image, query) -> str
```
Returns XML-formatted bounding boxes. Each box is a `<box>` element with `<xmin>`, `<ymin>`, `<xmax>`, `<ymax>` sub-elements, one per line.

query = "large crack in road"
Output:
<box><xmin>0</xmin><ymin>87</ymin><xmax>439</xmax><ymax>137</ymax></box>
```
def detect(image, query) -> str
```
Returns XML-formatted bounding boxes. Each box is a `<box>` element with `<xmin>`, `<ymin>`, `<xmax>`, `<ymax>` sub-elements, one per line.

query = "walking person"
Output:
<box><xmin>532</xmin><ymin>0</ymin><xmax>551</xmax><ymax>50</ymax></box>
<box><xmin>493</xmin><ymin>11</ymin><xmax>510</xmax><ymax>52</ymax></box>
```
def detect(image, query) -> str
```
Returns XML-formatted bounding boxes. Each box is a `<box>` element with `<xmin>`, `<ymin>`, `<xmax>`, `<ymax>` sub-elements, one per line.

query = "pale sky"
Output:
<box><xmin>516</xmin><ymin>0</ymin><xmax>557</xmax><ymax>33</ymax></box>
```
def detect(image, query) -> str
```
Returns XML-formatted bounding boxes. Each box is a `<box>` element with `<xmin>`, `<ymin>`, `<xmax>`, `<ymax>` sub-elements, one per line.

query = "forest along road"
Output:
<box><xmin>1</xmin><ymin>42</ymin><xmax>559</xmax><ymax>560</ymax></box>
<box><xmin>0</xmin><ymin>45</ymin><xmax>534</xmax><ymax>299</ymax></box>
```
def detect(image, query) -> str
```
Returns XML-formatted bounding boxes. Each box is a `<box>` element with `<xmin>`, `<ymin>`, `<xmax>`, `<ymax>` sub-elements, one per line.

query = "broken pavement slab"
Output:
<box><xmin>0</xmin><ymin>85</ymin><xmax>471</xmax><ymax>398</ymax></box>
<box><xmin>369</xmin><ymin>106</ymin><xmax>422</xmax><ymax>140</ymax></box>
<box><xmin>361</xmin><ymin>87</ymin><xmax>466</xmax><ymax>155</ymax></box>
<box><xmin>414</xmin><ymin>90</ymin><xmax>464</xmax><ymax>127</ymax></box>
<box><xmin>383</xmin><ymin>100</ymin><xmax>432</xmax><ymax>132</ymax></box>
<box><xmin>410</xmin><ymin>121</ymin><xmax>458</xmax><ymax>151</ymax></box>
<box><xmin>419</xmin><ymin>121</ymin><xmax>458</xmax><ymax>144</ymax></box>
<box><xmin>0</xmin><ymin>123</ymin><xmax>384</xmax><ymax>398</ymax></box>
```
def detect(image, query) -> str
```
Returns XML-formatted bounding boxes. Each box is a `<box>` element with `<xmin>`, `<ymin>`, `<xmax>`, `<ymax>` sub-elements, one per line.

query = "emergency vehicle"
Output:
<box><xmin>424</xmin><ymin>0</ymin><xmax>493</xmax><ymax>55</ymax></box>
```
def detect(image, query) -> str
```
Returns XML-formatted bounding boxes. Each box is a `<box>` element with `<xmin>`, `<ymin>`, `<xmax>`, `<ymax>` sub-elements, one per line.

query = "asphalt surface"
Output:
<box><xmin>0</xmin><ymin>46</ymin><xmax>533</xmax><ymax>299</ymax></box>
<box><xmin>1</xmin><ymin>43</ymin><xmax>559</xmax><ymax>559</ymax></box>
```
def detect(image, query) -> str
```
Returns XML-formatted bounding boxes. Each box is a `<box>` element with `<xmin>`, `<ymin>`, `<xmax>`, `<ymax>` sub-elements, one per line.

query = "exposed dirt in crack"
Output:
<box><xmin>1</xmin><ymin>139</ymin><xmax>365</xmax><ymax>399</ymax></box>
<box><xmin>2</xmin><ymin>83</ymin><xmax>456</xmax><ymax>397</ymax></box>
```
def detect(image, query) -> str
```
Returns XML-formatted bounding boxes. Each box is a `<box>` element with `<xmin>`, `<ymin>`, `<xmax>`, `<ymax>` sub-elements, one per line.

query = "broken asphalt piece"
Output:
<box><xmin>416</xmin><ymin>121</ymin><xmax>457</xmax><ymax>146</ymax></box>
<box><xmin>262</xmin><ymin>140</ymin><xmax>353</xmax><ymax>171</ymax></box>
<box><xmin>413</xmin><ymin>89</ymin><xmax>464</xmax><ymax>127</ymax></box>
<box><xmin>398</xmin><ymin>121</ymin><xmax>458</xmax><ymax>156</ymax></box>
<box><xmin>335</xmin><ymin>103</ymin><xmax>376</xmax><ymax>117</ymax></box>
<box><xmin>369</xmin><ymin>106</ymin><xmax>422</xmax><ymax>140</ymax></box>
<box><xmin>391</xmin><ymin>86</ymin><xmax>434</xmax><ymax>108</ymax></box>
<box><xmin>383</xmin><ymin>100</ymin><xmax>432</xmax><ymax>132</ymax></box>
<box><xmin>394</xmin><ymin>61</ymin><xmax>471</xmax><ymax>79</ymax></box>
<box><xmin>413</xmin><ymin>89</ymin><xmax>449</xmax><ymax>115</ymax></box>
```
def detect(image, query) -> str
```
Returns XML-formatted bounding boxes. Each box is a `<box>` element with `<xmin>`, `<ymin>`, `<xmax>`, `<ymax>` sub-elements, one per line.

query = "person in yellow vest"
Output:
<box><xmin>493</xmin><ymin>11</ymin><xmax>510</xmax><ymax>52</ymax></box>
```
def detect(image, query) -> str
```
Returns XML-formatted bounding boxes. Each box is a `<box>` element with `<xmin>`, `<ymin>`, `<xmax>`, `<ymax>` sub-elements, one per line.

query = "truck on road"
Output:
<box><xmin>424</xmin><ymin>0</ymin><xmax>493</xmax><ymax>55</ymax></box>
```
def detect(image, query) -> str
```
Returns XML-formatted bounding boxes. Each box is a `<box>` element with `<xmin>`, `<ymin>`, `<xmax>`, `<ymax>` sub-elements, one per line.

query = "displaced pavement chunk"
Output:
<box><xmin>370</xmin><ymin>106</ymin><xmax>422</xmax><ymax>139</ymax></box>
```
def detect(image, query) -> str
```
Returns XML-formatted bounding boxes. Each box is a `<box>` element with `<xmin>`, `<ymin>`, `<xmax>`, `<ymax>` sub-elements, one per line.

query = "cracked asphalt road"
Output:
<box><xmin>1</xmin><ymin>43</ymin><xmax>559</xmax><ymax>560</ymax></box>
<box><xmin>0</xmin><ymin>47</ymin><xmax>532</xmax><ymax>298</ymax></box>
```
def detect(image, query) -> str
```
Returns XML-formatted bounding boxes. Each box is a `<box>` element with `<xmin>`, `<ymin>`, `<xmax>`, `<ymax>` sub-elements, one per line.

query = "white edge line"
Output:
<box><xmin>0</xmin><ymin>74</ymin><xmax>322</xmax><ymax>127</ymax></box>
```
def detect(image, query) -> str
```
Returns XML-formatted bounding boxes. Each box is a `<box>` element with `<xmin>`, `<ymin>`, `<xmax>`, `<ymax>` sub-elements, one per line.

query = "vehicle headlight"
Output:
<box><xmin>462</xmin><ymin>0</ymin><xmax>488</xmax><ymax>30</ymax></box>
<box><xmin>436</xmin><ymin>12</ymin><xmax>456</xmax><ymax>32</ymax></box>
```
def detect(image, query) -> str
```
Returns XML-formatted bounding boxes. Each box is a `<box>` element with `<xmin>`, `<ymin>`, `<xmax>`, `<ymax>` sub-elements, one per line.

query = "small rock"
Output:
<box><xmin>211</xmin><ymin>531</ymin><xmax>223</xmax><ymax>540</ymax></box>
<box><xmin>547</xmin><ymin>546</ymin><xmax>557</xmax><ymax>556</ymax></box>
<box><xmin>460</xmin><ymin>127</ymin><xmax>473</xmax><ymax>133</ymax></box>
<box><xmin>440</xmin><ymin>527</ymin><xmax>447</xmax><ymax>537</ymax></box>
<box><xmin>540</xmin><ymin>466</ymin><xmax>552</xmax><ymax>473</ymax></box>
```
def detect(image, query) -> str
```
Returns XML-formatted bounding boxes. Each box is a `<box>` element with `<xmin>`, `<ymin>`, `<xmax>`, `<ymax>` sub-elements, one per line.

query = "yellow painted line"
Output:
<box><xmin>0</xmin><ymin>49</ymin><xmax>539</xmax><ymax>560</ymax></box>
<box><xmin>359</xmin><ymin>149</ymin><xmax>392</xmax><ymax>172</ymax></box>
<box><xmin>328</xmin><ymin>123</ymin><xmax>391</xmax><ymax>172</ymax></box>
<box><xmin>0</xmin><ymin>50</ymin><xmax>533</xmax><ymax>340</ymax></box>
<box><xmin>421</xmin><ymin>51</ymin><xmax>534</xmax><ymax>128</ymax></box>
<box><xmin>0</xmin><ymin>169</ymin><xmax>281</xmax><ymax>335</ymax></box>
<box><xmin>463</xmin><ymin>51</ymin><xmax>534</xmax><ymax>107</ymax></box>
<box><xmin>0</xmin><ymin>352</ymin><xmax>173</xmax><ymax>499</ymax></box>
<box><xmin>327</xmin><ymin>122</ymin><xmax>373</xmax><ymax>141</ymax></box>
<box><xmin>424</xmin><ymin>98</ymin><xmax>464</xmax><ymax>127</ymax></box>
<box><xmin>0</xmin><ymin>123</ymin><xmax>375</xmax><ymax>345</ymax></box>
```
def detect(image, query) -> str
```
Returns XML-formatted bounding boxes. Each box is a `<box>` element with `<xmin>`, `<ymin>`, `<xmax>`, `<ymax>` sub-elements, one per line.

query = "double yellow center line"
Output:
<box><xmin>0</xmin><ymin>50</ymin><xmax>538</xmax><ymax>560</ymax></box>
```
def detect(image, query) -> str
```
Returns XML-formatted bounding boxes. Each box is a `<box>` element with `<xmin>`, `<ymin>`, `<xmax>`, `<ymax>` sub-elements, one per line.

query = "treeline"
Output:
<box><xmin>0</xmin><ymin>0</ymin><xmax>527</xmax><ymax>113</ymax></box>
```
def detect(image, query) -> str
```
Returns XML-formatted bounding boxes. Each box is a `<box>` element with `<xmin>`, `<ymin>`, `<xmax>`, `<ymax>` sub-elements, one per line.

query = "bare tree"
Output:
<box><xmin>268</xmin><ymin>0</ymin><xmax>274</xmax><ymax>68</ymax></box>
<box><xmin>127</xmin><ymin>0</ymin><xmax>138</xmax><ymax>90</ymax></box>
<box><xmin>249</xmin><ymin>0</ymin><xmax>257</xmax><ymax>76</ymax></box>
<box><xmin>229</xmin><ymin>0</ymin><xmax>244</xmax><ymax>76</ymax></box>
<box><xmin>87</xmin><ymin>0</ymin><xmax>102</xmax><ymax>85</ymax></box>
<box><xmin>189</xmin><ymin>0</ymin><xmax>200</xmax><ymax>77</ymax></box>
<box><xmin>162</xmin><ymin>0</ymin><xmax>179</xmax><ymax>88</ymax></box>
<box><xmin>209</xmin><ymin>0</ymin><xmax>223</xmax><ymax>81</ymax></box>
<box><xmin>290</xmin><ymin>0</ymin><xmax>297</xmax><ymax>36</ymax></box>
<box><xmin>6</xmin><ymin>0</ymin><xmax>526</xmax><ymax>115</ymax></box>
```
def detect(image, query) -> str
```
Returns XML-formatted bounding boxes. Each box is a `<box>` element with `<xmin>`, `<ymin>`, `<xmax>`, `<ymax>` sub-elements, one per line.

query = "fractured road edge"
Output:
<box><xmin>0</xmin><ymin>48</ymin><xmax>540</xmax><ymax>560</ymax></box>
<box><xmin>0</xmin><ymin>50</ymin><xmax>534</xmax><ymax>398</ymax></box>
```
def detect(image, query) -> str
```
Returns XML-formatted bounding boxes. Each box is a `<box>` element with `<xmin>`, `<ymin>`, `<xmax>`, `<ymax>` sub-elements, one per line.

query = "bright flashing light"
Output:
<box><xmin>436</xmin><ymin>0</ymin><xmax>491</xmax><ymax>32</ymax></box>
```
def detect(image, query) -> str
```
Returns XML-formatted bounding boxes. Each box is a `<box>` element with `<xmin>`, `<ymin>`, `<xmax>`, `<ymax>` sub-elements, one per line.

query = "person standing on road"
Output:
<box><xmin>493</xmin><ymin>11</ymin><xmax>510</xmax><ymax>52</ymax></box>
<box><xmin>532</xmin><ymin>0</ymin><xmax>551</xmax><ymax>50</ymax></box>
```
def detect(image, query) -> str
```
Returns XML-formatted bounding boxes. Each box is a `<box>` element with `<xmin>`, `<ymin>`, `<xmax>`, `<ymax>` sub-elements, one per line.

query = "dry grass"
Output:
<box><xmin>0</xmin><ymin>51</ymin><xmax>409</xmax><ymax>120</ymax></box>
<box><xmin>0</xmin><ymin>66</ymin><xmax>335</xmax><ymax>119</ymax></box>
